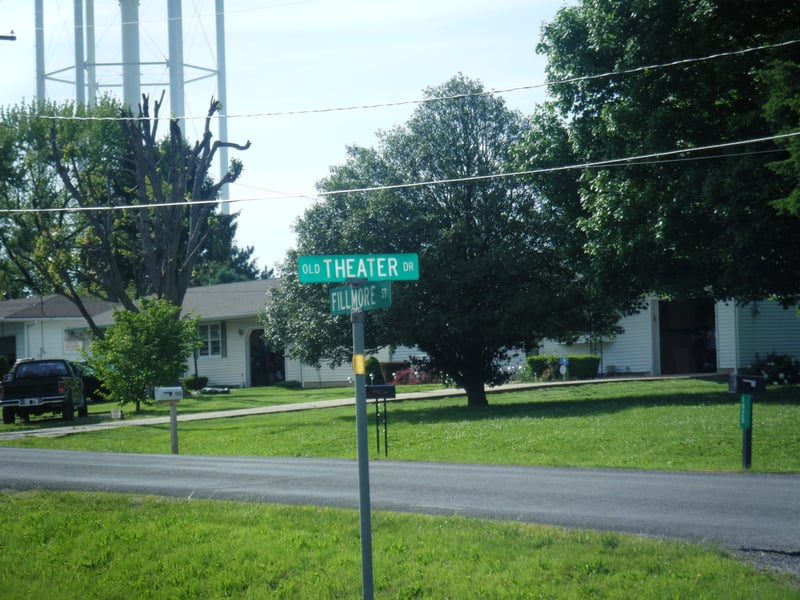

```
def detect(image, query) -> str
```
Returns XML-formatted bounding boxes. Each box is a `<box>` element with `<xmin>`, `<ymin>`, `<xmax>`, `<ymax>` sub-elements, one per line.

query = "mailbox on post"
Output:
<box><xmin>728</xmin><ymin>374</ymin><xmax>767</xmax><ymax>469</ymax></box>
<box><xmin>155</xmin><ymin>386</ymin><xmax>183</xmax><ymax>403</ymax></box>
<box><xmin>728</xmin><ymin>374</ymin><xmax>767</xmax><ymax>395</ymax></box>
<box><xmin>155</xmin><ymin>386</ymin><xmax>183</xmax><ymax>454</ymax></box>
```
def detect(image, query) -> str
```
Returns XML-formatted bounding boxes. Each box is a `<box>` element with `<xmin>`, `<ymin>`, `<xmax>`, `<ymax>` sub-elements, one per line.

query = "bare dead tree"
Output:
<box><xmin>48</xmin><ymin>94</ymin><xmax>250</xmax><ymax>332</ymax></box>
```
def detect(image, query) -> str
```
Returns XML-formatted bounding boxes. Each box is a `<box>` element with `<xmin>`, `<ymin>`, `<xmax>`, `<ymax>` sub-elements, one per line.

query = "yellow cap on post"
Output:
<box><xmin>352</xmin><ymin>353</ymin><xmax>366</xmax><ymax>375</ymax></box>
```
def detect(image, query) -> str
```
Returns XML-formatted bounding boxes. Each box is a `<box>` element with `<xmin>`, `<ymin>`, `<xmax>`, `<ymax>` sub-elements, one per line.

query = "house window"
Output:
<box><xmin>199</xmin><ymin>323</ymin><xmax>222</xmax><ymax>357</ymax></box>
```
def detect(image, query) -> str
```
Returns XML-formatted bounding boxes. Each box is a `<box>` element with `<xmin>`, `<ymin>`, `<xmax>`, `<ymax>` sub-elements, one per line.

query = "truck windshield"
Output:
<box><xmin>15</xmin><ymin>361</ymin><xmax>68</xmax><ymax>378</ymax></box>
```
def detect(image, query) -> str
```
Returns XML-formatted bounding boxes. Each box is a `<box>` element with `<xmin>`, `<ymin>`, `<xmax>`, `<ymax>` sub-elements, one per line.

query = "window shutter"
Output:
<box><xmin>220</xmin><ymin>321</ymin><xmax>227</xmax><ymax>358</ymax></box>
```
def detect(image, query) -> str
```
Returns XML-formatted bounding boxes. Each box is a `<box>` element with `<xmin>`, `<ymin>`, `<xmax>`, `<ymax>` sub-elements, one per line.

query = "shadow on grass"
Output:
<box><xmin>339</xmin><ymin>380</ymin><xmax>800</xmax><ymax>426</ymax></box>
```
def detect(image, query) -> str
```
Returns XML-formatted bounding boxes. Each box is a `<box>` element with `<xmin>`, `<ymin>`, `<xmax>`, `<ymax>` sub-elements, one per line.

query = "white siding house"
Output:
<box><xmin>540</xmin><ymin>298</ymin><xmax>800</xmax><ymax>376</ymax></box>
<box><xmin>0</xmin><ymin>295</ymin><xmax>116</xmax><ymax>365</ymax></box>
<box><xmin>0</xmin><ymin>281</ymin><xmax>424</xmax><ymax>389</ymax></box>
<box><xmin>177</xmin><ymin>280</ymin><xmax>279</xmax><ymax>388</ymax></box>
<box><xmin>177</xmin><ymin>280</ymin><xmax>425</xmax><ymax>388</ymax></box>
<box><xmin>725</xmin><ymin>300</ymin><xmax>800</xmax><ymax>370</ymax></box>
<box><xmin>8</xmin><ymin>285</ymin><xmax>795</xmax><ymax>387</ymax></box>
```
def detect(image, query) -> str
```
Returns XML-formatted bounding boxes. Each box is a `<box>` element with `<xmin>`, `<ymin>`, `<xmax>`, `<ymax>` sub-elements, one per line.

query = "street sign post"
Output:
<box><xmin>297</xmin><ymin>253</ymin><xmax>419</xmax><ymax>600</ymax></box>
<box><xmin>330</xmin><ymin>281</ymin><xmax>392</xmax><ymax>316</ymax></box>
<box><xmin>299</xmin><ymin>253</ymin><xmax>419</xmax><ymax>283</ymax></box>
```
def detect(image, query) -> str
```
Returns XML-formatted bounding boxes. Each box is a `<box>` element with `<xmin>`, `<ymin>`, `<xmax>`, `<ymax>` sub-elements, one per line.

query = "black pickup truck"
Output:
<box><xmin>0</xmin><ymin>358</ymin><xmax>87</xmax><ymax>424</ymax></box>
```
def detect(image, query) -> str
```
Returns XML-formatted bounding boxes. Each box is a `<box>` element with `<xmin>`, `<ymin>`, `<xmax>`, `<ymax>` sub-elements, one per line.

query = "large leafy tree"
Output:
<box><xmin>0</xmin><ymin>96</ymin><xmax>255</xmax><ymax>326</ymax></box>
<box><xmin>263</xmin><ymin>75</ymin><xmax>624</xmax><ymax>407</ymax></box>
<box><xmin>762</xmin><ymin>58</ymin><xmax>800</xmax><ymax>217</ymax></box>
<box><xmin>533</xmin><ymin>0</ymin><xmax>800</xmax><ymax>304</ymax></box>
<box><xmin>0</xmin><ymin>99</ymin><xmax>96</xmax><ymax>308</ymax></box>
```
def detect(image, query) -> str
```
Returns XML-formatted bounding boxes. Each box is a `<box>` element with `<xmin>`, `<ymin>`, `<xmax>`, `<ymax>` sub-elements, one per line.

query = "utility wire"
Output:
<box><xmin>35</xmin><ymin>38</ymin><xmax>800</xmax><ymax>123</ymax></box>
<box><xmin>3</xmin><ymin>130</ymin><xmax>797</xmax><ymax>214</ymax></box>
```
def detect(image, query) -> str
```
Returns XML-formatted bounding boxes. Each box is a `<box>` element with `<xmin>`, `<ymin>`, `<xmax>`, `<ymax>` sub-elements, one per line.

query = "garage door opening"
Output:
<box><xmin>659</xmin><ymin>300</ymin><xmax>716</xmax><ymax>375</ymax></box>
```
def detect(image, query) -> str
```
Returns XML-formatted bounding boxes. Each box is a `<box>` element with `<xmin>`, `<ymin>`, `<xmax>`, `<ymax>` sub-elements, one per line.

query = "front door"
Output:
<box><xmin>249</xmin><ymin>329</ymin><xmax>285</xmax><ymax>386</ymax></box>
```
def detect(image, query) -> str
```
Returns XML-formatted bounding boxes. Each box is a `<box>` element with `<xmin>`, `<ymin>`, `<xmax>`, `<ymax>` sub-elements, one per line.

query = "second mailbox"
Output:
<box><xmin>366</xmin><ymin>384</ymin><xmax>396</xmax><ymax>399</ymax></box>
<box><xmin>728</xmin><ymin>374</ymin><xmax>767</xmax><ymax>395</ymax></box>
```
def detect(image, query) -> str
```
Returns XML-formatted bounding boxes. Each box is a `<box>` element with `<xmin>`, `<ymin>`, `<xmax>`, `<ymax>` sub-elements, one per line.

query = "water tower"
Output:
<box><xmin>33</xmin><ymin>0</ymin><xmax>231</xmax><ymax>210</ymax></box>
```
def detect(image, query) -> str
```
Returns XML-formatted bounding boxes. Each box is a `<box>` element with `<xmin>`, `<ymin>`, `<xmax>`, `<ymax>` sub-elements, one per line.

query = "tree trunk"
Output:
<box><xmin>463</xmin><ymin>380</ymin><xmax>488</xmax><ymax>408</ymax></box>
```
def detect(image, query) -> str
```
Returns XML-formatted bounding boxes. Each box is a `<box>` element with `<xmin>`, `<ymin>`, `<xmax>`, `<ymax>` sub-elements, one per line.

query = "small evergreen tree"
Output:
<box><xmin>88</xmin><ymin>298</ymin><xmax>200</xmax><ymax>412</ymax></box>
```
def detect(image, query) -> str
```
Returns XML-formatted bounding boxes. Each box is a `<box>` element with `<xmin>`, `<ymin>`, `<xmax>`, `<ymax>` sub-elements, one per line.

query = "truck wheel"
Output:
<box><xmin>78</xmin><ymin>394</ymin><xmax>88</xmax><ymax>418</ymax></box>
<box><xmin>63</xmin><ymin>395</ymin><xmax>74</xmax><ymax>421</ymax></box>
<box><xmin>2</xmin><ymin>408</ymin><xmax>14</xmax><ymax>425</ymax></box>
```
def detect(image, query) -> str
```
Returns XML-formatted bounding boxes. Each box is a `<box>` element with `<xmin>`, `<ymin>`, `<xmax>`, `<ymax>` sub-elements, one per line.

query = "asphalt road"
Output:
<box><xmin>1</xmin><ymin>447</ymin><xmax>798</xmax><ymax>557</ymax></box>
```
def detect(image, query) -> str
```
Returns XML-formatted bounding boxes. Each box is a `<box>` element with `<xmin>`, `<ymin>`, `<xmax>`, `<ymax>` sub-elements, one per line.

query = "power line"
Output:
<box><xmin>35</xmin><ymin>38</ymin><xmax>800</xmax><ymax>123</ymax></box>
<box><xmin>312</xmin><ymin>131</ymin><xmax>800</xmax><ymax>198</ymax></box>
<box><xmin>3</xmin><ymin>130</ymin><xmax>797</xmax><ymax>215</ymax></box>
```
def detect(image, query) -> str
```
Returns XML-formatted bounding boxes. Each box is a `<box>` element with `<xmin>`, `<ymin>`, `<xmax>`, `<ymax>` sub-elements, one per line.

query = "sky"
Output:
<box><xmin>0</xmin><ymin>0</ymin><xmax>569</xmax><ymax>273</ymax></box>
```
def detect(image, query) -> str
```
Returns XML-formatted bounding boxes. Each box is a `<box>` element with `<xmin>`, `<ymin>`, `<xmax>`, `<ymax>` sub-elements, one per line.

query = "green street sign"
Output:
<box><xmin>299</xmin><ymin>253</ymin><xmax>419</xmax><ymax>283</ymax></box>
<box><xmin>330</xmin><ymin>281</ymin><xmax>392</xmax><ymax>316</ymax></box>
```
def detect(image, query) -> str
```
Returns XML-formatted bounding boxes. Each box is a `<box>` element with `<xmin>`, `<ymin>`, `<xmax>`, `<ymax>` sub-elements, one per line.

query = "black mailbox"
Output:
<box><xmin>728</xmin><ymin>374</ymin><xmax>767</xmax><ymax>395</ymax></box>
<box><xmin>366</xmin><ymin>384</ymin><xmax>396</xmax><ymax>399</ymax></box>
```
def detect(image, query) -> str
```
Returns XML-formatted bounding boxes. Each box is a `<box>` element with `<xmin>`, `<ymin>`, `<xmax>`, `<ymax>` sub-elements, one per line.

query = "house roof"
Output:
<box><xmin>0</xmin><ymin>279</ymin><xmax>280</xmax><ymax>326</ymax></box>
<box><xmin>0</xmin><ymin>294</ymin><xmax>116</xmax><ymax>320</ymax></box>
<box><xmin>181</xmin><ymin>279</ymin><xmax>279</xmax><ymax>320</ymax></box>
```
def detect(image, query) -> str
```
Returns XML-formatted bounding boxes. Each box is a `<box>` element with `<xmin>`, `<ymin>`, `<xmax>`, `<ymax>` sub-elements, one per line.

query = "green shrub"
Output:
<box><xmin>568</xmin><ymin>355</ymin><xmax>601</xmax><ymax>379</ymax></box>
<box><xmin>0</xmin><ymin>355</ymin><xmax>9</xmax><ymax>377</ymax></box>
<box><xmin>524</xmin><ymin>355</ymin><xmax>559</xmax><ymax>380</ymax></box>
<box><xmin>524</xmin><ymin>354</ymin><xmax>600</xmax><ymax>381</ymax></box>
<box><xmin>182</xmin><ymin>376</ymin><xmax>209</xmax><ymax>391</ymax></box>
<box><xmin>365</xmin><ymin>356</ymin><xmax>385</xmax><ymax>384</ymax></box>
<box><xmin>87</xmin><ymin>298</ymin><xmax>201</xmax><ymax>411</ymax></box>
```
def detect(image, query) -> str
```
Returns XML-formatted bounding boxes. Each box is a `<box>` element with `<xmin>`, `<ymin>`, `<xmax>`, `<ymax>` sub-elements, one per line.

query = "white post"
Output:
<box><xmin>86</xmin><ymin>0</ymin><xmax>97</xmax><ymax>106</ymax></box>
<box><xmin>215</xmin><ymin>0</ymin><xmax>230</xmax><ymax>214</ymax></box>
<box><xmin>35</xmin><ymin>0</ymin><xmax>45</xmax><ymax>100</ymax></box>
<box><xmin>119</xmin><ymin>0</ymin><xmax>141</xmax><ymax>112</ymax></box>
<box><xmin>73</xmin><ymin>0</ymin><xmax>85</xmax><ymax>105</ymax></box>
<box><xmin>167</xmin><ymin>0</ymin><xmax>185</xmax><ymax>121</ymax></box>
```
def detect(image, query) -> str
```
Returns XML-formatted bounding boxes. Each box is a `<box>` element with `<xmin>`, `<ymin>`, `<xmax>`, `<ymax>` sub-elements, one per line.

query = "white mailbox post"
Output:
<box><xmin>155</xmin><ymin>386</ymin><xmax>183</xmax><ymax>454</ymax></box>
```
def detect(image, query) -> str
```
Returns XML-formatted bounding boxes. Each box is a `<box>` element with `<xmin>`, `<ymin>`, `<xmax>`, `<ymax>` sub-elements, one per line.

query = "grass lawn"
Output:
<box><xmin>1</xmin><ymin>378</ymin><xmax>798</xmax><ymax>597</ymax></box>
<box><xmin>0</xmin><ymin>490</ymin><xmax>797</xmax><ymax>599</ymax></box>
<box><xmin>5</xmin><ymin>378</ymin><xmax>799</xmax><ymax>473</ymax></box>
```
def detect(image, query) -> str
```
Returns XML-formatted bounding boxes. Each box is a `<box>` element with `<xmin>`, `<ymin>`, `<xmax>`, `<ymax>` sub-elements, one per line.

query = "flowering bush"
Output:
<box><xmin>749</xmin><ymin>352</ymin><xmax>800</xmax><ymax>385</ymax></box>
<box><xmin>391</xmin><ymin>367</ymin><xmax>442</xmax><ymax>385</ymax></box>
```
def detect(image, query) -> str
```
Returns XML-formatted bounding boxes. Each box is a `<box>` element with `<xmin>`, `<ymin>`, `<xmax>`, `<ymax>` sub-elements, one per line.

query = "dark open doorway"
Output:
<box><xmin>659</xmin><ymin>300</ymin><xmax>716</xmax><ymax>375</ymax></box>
<box><xmin>0</xmin><ymin>336</ymin><xmax>16</xmax><ymax>368</ymax></box>
<box><xmin>249</xmin><ymin>329</ymin><xmax>285</xmax><ymax>386</ymax></box>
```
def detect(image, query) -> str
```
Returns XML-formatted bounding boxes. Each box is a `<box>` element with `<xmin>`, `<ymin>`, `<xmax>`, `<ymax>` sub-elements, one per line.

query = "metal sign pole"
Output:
<box><xmin>351</xmin><ymin>307</ymin><xmax>374</xmax><ymax>600</ymax></box>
